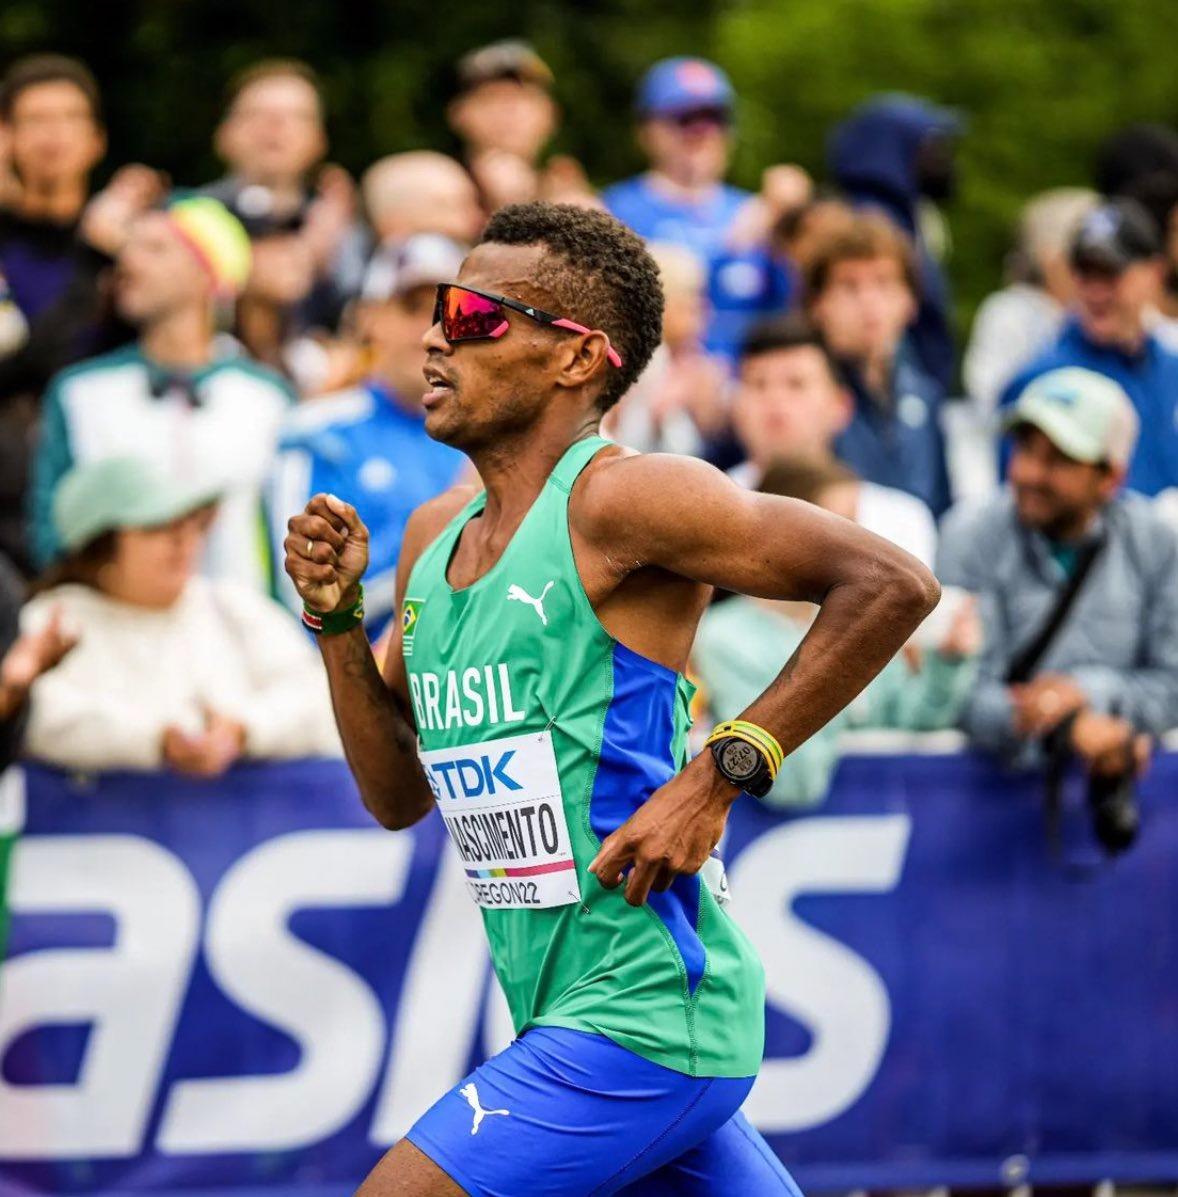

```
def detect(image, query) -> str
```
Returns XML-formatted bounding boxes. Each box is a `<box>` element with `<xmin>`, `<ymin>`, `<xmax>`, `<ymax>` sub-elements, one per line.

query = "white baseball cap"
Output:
<box><xmin>1003</xmin><ymin>367</ymin><xmax>1139</xmax><ymax>469</ymax></box>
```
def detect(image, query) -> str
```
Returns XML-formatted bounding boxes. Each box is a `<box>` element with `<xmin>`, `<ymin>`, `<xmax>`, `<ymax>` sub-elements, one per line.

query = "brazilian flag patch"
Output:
<box><xmin>401</xmin><ymin>598</ymin><xmax>424</xmax><ymax>657</ymax></box>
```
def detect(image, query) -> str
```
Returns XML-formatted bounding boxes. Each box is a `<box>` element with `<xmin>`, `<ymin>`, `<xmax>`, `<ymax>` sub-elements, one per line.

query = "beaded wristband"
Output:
<box><xmin>303</xmin><ymin>585</ymin><xmax>365</xmax><ymax>636</ymax></box>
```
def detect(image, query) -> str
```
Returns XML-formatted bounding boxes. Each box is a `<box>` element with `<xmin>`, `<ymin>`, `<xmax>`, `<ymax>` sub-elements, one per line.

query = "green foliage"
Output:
<box><xmin>2</xmin><ymin>0</ymin><xmax>1176</xmax><ymax>338</ymax></box>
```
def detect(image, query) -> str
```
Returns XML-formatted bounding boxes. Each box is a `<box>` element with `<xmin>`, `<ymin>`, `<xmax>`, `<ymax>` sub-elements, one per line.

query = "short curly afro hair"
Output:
<box><xmin>480</xmin><ymin>202</ymin><xmax>664</xmax><ymax>412</ymax></box>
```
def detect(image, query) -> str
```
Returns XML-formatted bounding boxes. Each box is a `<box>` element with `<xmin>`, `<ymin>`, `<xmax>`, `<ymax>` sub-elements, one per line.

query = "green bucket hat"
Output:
<box><xmin>52</xmin><ymin>457</ymin><xmax>223</xmax><ymax>552</ymax></box>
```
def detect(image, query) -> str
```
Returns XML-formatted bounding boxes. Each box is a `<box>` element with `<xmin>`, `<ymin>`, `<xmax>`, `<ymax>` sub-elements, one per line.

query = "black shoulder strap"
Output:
<box><xmin>1005</xmin><ymin>534</ymin><xmax>1107</xmax><ymax>685</ymax></box>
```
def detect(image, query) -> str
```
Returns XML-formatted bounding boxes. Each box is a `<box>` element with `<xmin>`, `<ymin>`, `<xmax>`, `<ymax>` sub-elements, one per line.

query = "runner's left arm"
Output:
<box><xmin>581</xmin><ymin>454</ymin><xmax>940</xmax><ymax>906</ymax></box>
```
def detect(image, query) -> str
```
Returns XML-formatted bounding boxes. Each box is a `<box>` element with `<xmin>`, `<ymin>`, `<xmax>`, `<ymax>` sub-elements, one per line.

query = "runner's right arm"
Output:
<box><xmin>284</xmin><ymin>490</ymin><xmax>470</xmax><ymax>830</ymax></box>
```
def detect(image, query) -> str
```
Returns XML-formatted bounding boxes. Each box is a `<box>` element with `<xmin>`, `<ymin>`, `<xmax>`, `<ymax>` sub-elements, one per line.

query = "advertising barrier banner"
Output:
<box><xmin>1</xmin><ymin>751</ymin><xmax>1176</xmax><ymax>1195</ymax></box>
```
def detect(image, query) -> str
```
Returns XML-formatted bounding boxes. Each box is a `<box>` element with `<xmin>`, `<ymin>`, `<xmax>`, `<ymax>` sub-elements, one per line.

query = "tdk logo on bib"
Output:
<box><xmin>419</xmin><ymin>731</ymin><xmax>580</xmax><ymax>910</ymax></box>
<box><xmin>426</xmin><ymin>751</ymin><xmax>523</xmax><ymax>800</ymax></box>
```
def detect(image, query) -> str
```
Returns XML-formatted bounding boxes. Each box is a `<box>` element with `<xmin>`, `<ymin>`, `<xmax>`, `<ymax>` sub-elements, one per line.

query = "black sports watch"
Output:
<box><xmin>709</xmin><ymin>735</ymin><xmax>774</xmax><ymax>798</ymax></box>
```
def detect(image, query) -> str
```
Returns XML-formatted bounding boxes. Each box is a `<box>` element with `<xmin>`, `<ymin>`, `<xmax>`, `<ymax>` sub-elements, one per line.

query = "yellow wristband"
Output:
<box><xmin>704</xmin><ymin>720</ymin><xmax>784</xmax><ymax>778</ymax></box>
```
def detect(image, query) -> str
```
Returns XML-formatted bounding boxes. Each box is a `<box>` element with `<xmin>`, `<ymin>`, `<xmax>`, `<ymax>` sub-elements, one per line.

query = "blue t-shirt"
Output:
<box><xmin>835</xmin><ymin>346</ymin><xmax>950</xmax><ymax>516</ymax></box>
<box><xmin>602</xmin><ymin>174</ymin><xmax>793</xmax><ymax>365</ymax></box>
<box><xmin>999</xmin><ymin>320</ymin><xmax>1178</xmax><ymax>496</ymax></box>
<box><xmin>269</xmin><ymin>382</ymin><xmax>466</xmax><ymax>636</ymax></box>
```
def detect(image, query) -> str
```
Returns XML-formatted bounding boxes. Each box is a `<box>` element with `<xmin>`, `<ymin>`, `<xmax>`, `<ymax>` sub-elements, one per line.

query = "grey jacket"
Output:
<box><xmin>937</xmin><ymin>490</ymin><xmax>1178</xmax><ymax>757</ymax></box>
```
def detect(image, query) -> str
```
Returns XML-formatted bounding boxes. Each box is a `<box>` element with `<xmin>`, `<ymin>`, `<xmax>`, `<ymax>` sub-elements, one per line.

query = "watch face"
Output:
<box><xmin>718</xmin><ymin>738</ymin><xmax>761</xmax><ymax>781</ymax></box>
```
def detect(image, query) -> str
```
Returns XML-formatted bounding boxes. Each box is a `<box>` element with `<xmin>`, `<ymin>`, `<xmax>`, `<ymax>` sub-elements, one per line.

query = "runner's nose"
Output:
<box><xmin>423</xmin><ymin>321</ymin><xmax>452</xmax><ymax>355</ymax></box>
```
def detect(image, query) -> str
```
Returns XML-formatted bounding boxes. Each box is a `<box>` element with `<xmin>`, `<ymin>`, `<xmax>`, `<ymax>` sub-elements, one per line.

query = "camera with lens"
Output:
<box><xmin>1086</xmin><ymin>756</ymin><xmax>1139</xmax><ymax>855</ymax></box>
<box><xmin>1044</xmin><ymin>715</ymin><xmax>1140</xmax><ymax>858</ymax></box>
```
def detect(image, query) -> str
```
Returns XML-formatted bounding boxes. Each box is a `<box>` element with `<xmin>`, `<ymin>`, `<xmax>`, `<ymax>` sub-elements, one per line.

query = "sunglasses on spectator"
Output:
<box><xmin>433</xmin><ymin>282</ymin><xmax>623</xmax><ymax>368</ymax></box>
<box><xmin>667</xmin><ymin>107</ymin><xmax>731</xmax><ymax>129</ymax></box>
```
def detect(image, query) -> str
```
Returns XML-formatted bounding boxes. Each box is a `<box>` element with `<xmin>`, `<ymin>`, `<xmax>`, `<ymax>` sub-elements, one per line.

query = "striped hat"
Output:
<box><xmin>167</xmin><ymin>196</ymin><xmax>253</xmax><ymax>296</ymax></box>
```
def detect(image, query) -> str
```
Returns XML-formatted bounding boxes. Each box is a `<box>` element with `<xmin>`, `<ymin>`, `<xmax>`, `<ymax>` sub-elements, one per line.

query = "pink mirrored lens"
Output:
<box><xmin>443</xmin><ymin>287</ymin><xmax>509</xmax><ymax>341</ymax></box>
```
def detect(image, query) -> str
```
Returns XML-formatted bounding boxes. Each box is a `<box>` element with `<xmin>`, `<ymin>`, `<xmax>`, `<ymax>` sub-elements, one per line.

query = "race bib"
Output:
<box><xmin>419</xmin><ymin>731</ymin><xmax>581</xmax><ymax>910</ymax></box>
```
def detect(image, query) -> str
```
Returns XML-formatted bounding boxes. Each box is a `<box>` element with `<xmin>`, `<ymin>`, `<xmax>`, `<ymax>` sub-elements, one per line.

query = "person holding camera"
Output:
<box><xmin>938</xmin><ymin>367</ymin><xmax>1178</xmax><ymax>852</ymax></box>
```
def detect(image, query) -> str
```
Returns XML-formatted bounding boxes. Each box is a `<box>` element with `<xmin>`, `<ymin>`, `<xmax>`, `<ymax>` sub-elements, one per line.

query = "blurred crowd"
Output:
<box><xmin>1</xmin><ymin>44</ymin><xmax>1177</xmax><ymax>822</ymax></box>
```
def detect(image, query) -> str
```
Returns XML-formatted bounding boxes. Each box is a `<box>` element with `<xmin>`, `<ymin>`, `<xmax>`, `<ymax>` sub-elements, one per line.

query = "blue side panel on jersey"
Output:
<box><xmin>589</xmin><ymin>641</ymin><xmax>707</xmax><ymax>995</ymax></box>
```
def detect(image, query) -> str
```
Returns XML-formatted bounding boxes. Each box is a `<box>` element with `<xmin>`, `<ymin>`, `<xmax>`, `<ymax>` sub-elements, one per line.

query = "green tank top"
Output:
<box><xmin>402</xmin><ymin>436</ymin><xmax>765</xmax><ymax>1077</ymax></box>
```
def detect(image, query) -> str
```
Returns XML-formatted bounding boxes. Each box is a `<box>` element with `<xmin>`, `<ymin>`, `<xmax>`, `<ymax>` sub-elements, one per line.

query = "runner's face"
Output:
<box><xmin>420</xmin><ymin>241</ymin><xmax>571</xmax><ymax>450</ymax></box>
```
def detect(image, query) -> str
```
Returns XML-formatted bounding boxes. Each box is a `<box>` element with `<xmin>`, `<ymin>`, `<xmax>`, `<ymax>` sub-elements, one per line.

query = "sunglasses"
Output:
<box><xmin>669</xmin><ymin>107</ymin><xmax>731</xmax><ymax>130</ymax></box>
<box><xmin>434</xmin><ymin>282</ymin><xmax>623</xmax><ymax>368</ymax></box>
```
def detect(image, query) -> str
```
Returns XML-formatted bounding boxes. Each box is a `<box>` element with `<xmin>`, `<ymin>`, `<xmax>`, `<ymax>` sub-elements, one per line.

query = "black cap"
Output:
<box><xmin>456</xmin><ymin>40</ymin><xmax>553</xmax><ymax>94</ymax></box>
<box><xmin>1069</xmin><ymin>198</ymin><xmax>1160</xmax><ymax>274</ymax></box>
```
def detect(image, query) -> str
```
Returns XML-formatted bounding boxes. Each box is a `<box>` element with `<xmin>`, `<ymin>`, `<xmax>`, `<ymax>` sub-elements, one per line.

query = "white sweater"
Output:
<box><xmin>21</xmin><ymin>579</ymin><xmax>342</xmax><ymax>772</ymax></box>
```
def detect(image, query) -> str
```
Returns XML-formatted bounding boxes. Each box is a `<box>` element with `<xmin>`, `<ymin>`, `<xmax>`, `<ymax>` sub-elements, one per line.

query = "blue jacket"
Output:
<box><xmin>829</xmin><ymin>95</ymin><xmax>958</xmax><ymax>391</ymax></box>
<box><xmin>999</xmin><ymin>319</ymin><xmax>1178</xmax><ymax>496</ymax></box>
<box><xmin>268</xmin><ymin>383</ymin><xmax>467</xmax><ymax>636</ymax></box>
<box><xmin>835</xmin><ymin>347</ymin><xmax>951</xmax><ymax>516</ymax></box>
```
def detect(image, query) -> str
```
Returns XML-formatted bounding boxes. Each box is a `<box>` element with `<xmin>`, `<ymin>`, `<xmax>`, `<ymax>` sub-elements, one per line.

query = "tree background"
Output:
<box><xmin>3</xmin><ymin>0</ymin><xmax>1176</xmax><ymax>347</ymax></box>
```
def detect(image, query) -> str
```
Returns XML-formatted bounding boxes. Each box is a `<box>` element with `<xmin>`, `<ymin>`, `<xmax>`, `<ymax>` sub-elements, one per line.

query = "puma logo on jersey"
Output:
<box><xmin>459</xmin><ymin>1082</ymin><xmax>510</xmax><ymax>1134</ymax></box>
<box><xmin>506</xmin><ymin>580</ymin><xmax>554</xmax><ymax>626</ymax></box>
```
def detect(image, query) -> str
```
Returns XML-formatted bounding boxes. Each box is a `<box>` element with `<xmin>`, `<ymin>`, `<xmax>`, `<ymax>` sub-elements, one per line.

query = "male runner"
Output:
<box><xmin>284</xmin><ymin>203</ymin><xmax>939</xmax><ymax>1196</ymax></box>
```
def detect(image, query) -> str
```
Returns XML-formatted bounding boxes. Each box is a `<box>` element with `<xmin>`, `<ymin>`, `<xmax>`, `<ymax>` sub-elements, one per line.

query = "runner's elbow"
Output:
<box><xmin>361</xmin><ymin>785</ymin><xmax>430</xmax><ymax>831</ymax></box>
<box><xmin>887</xmin><ymin>553</ymin><xmax>941</xmax><ymax>623</ymax></box>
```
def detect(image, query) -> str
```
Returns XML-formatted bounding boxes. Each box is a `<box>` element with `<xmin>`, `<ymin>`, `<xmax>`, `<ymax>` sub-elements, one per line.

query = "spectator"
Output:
<box><xmin>939</xmin><ymin>368</ymin><xmax>1178</xmax><ymax>783</ymax></box>
<box><xmin>447</xmin><ymin>40</ymin><xmax>595</xmax><ymax>213</ymax></box>
<box><xmin>805</xmin><ymin>212</ymin><xmax>951</xmax><ymax>515</ymax></box>
<box><xmin>1097</xmin><ymin>124</ymin><xmax>1178</xmax><ymax>329</ymax></box>
<box><xmin>1094</xmin><ymin>123</ymin><xmax>1178</xmax><ymax>200</ymax></box>
<box><xmin>362</xmin><ymin>151</ymin><xmax>484</xmax><ymax>250</ymax></box>
<box><xmin>204</xmin><ymin>59</ymin><xmax>366</xmax><ymax>381</ymax></box>
<box><xmin>999</xmin><ymin>199</ymin><xmax>1178</xmax><ymax>496</ymax></box>
<box><xmin>828</xmin><ymin>93</ymin><xmax>959</xmax><ymax>391</ymax></box>
<box><xmin>22</xmin><ymin>457</ymin><xmax>340</xmax><ymax>775</ymax></box>
<box><xmin>964</xmin><ymin>188</ymin><xmax>1099</xmax><ymax>416</ymax></box>
<box><xmin>269</xmin><ymin>233</ymin><xmax>469</xmax><ymax>635</ymax></box>
<box><xmin>0</xmin><ymin>54</ymin><xmax>164</xmax><ymax>573</ymax></box>
<box><xmin>30</xmin><ymin>196</ymin><xmax>293</xmax><ymax>591</ymax></box>
<box><xmin>0</xmin><ymin>550</ymin><xmax>75</xmax><ymax>771</ymax></box>
<box><xmin>694</xmin><ymin>458</ymin><xmax>977</xmax><ymax>809</ymax></box>
<box><xmin>605</xmin><ymin>241</ymin><xmax>730</xmax><ymax>457</ymax></box>
<box><xmin>602</xmin><ymin>57</ymin><xmax>794</xmax><ymax>365</ymax></box>
<box><xmin>727</xmin><ymin>315</ymin><xmax>936</xmax><ymax>566</ymax></box>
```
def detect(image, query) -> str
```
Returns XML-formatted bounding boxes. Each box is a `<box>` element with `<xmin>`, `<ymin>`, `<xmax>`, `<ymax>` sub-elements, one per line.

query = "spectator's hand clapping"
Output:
<box><xmin>539</xmin><ymin>156</ymin><xmax>601</xmax><ymax>210</ymax></box>
<box><xmin>162</xmin><ymin>710</ymin><xmax>246</xmax><ymax>779</ymax></box>
<box><xmin>725</xmin><ymin>163</ymin><xmax>813</xmax><ymax>251</ymax></box>
<box><xmin>469</xmin><ymin>149</ymin><xmax>538</xmax><ymax>210</ymax></box>
<box><xmin>0</xmin><ymin>608</ymin><xmax>78</xmax><ymax>719</ymax></box>
<box><xmin>81</xmin><ymin>165</ymin><xmax>168</xmax><ymax>255</ymax></box>
<box><xmin>285</xmin><ymin>493</ymin><xmax>370</xmax><ymax>615</ymax></box>
<box><xmin>302</xmin><ymin>165</ymin><xmax>357</xmax><ymax>273</ymax></box>
<box><xmin>937</xmin><ymin>594</ymin><xmax>982</xmax><ymax>661</ymax></box>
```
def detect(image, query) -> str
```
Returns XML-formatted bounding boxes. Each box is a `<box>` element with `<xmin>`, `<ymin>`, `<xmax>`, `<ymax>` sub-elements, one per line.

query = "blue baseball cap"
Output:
<box><xmin>636</xmin><ymin>57</ymin><xmax>735</xmax><ymax>119</ymax></box>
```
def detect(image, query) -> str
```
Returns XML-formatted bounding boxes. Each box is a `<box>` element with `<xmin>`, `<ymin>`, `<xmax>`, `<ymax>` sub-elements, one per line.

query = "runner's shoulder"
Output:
<box><xmin>573</xmin><ymin>446</ymin><xmax>749</xmax><ymax>546</ymax></box>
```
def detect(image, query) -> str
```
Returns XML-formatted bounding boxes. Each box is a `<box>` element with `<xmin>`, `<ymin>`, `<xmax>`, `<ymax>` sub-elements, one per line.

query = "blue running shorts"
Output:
<box><xmin>406</xmin><ymin>1026</ymin><xmax>802</xmax><ymax>1197</ymax></box>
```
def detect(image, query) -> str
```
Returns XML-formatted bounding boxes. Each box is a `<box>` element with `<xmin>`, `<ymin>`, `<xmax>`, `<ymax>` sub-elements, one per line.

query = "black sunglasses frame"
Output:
<box><xmin>433</xmin><ymin>282</ymin><xmax>623</xmax><ymax>367</ymax></box>
<box><xmin>433</xmin><ymin>283</ymin><xmax>565</xmax><ymax>340</ymax></box>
